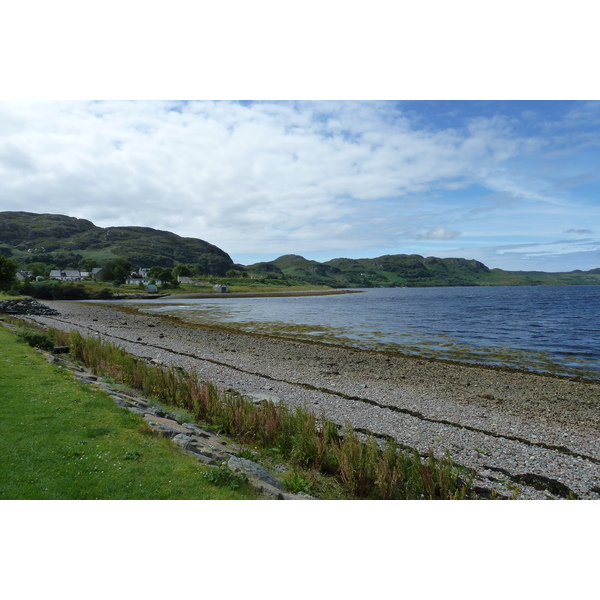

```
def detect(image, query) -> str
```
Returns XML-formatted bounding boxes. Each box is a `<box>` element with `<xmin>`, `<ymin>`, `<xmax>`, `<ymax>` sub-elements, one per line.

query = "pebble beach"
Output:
<box><xmin>24</xmin><ymin>299</ymin><xmax>600</xmax><ymax>500</ymax></box>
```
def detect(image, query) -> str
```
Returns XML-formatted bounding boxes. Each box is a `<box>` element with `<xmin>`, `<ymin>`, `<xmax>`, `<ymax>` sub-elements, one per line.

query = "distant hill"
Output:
<box><xmin>3</xmin><ymin>211</ymin><xmax>598</xmax><ymax>287</ymax></box>
<box><xmin>246</xmin><ymin>253</ymin><xmax>600</xmax><ymax>287</ymax></box>
<box><xmin>0</xmin><ymin>211</ymin><xmax>234</xmax><ymax>274</ymax></box>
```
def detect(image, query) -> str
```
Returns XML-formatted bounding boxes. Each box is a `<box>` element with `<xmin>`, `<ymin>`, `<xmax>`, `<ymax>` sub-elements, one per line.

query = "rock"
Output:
<box><xmin>0</xmin><ymin>298</ymin><xmax>59</xmax><ymax>316</ymax></box>
<box><xmin>173</xmin><ymin>433</ymin><xmax>196</xmax><ymax>450</ymax></box>
<box><xmin>227</xmin><ymin>456</ymin><xmax>286</xmax><ymax>491</ymax></box>
<box><xmin>249</xmin><ymin>393</ymin><xmax>282</xmax><ymax>406</ymax></box>
<box><xmin>183</xmin><ymin>423</ymin><xmax>211</xmax><ymax>438</ymax></box>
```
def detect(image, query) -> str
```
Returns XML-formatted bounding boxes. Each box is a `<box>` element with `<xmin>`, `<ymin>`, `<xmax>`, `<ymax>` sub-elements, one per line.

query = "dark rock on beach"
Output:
<box><xmin>0</xmin><ymin>297</ymin><xmax>59</xmax><ymax>316</ymax></box>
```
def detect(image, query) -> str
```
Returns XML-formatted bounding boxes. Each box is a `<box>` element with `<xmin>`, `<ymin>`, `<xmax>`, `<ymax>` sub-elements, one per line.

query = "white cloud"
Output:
<box><xmin>418</xmin><ymin>227</ymin><xmax>461</xmax><ymax>240</ymax></box>
<box><xmin>0</xmin><ymin>100</ymin><xmax>598</xmax><ymax>270</ymax></box>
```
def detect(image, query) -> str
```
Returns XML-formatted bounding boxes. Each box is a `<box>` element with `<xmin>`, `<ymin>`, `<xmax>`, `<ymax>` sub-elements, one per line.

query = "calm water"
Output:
<box><xmin>125</xmin><ymin>286</ymin><xmax>600</xmax><ymax>379</ymax></box>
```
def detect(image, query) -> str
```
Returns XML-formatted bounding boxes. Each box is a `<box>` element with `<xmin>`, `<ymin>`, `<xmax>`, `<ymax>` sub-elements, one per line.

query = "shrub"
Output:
<box><xmin>17</xmin><ymin>329</ymin><xmax>55</xmax><ymax>351</ymax></box>
<box><xmin>203</xmin><ymin>465</ymin><xmax>249</xmax><ymax>490</ymax></box>
<box><xmin>282</xmin><ymin>472</ymin><xmax>313</xmax><ymax>494</ymax></box>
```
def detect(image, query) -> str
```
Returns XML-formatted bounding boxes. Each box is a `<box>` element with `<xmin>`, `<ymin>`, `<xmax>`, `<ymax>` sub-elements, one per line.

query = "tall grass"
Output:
<box><xmin>39</xmin><ymin>326</ymin><xmax>477</xmax><ymax>499</ymax></box>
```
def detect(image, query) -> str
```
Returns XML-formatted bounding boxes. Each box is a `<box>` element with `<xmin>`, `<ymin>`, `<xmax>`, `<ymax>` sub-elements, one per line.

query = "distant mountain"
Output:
<box><xmin>246</xmin><ymin>253</ymin><xmax>600</xmax><ymax>287</ymax></box>
<box><xmin>0</xmin><ymin>211</ymin><xmax>233</xmax><ymax>274</ymax></box>
<box><xmin>3</xmin><ymin>211</ymin><xmax>598</xmax><ymax>287</ymax></box>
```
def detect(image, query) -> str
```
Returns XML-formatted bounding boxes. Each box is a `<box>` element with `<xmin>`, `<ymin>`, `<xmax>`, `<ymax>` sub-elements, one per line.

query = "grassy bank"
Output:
<box><xmin>3</xmin><ymin>318</ymin><xmax>481</xmax><ymax>499</ymax></box>
<box><xmin>0</xmin><ymin>325</ymin><xmax>255</xmax><ymax>499</ymax></box>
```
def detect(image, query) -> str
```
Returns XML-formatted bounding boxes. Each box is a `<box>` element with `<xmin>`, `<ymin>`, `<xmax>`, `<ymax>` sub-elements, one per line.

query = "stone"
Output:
<box><xmin>227</xmin><ymin>456</ymin><xmax>286</xmax><ymax>491</ymax></box>
<box><xmin>249</xmin><ymin>393</ymin><xmax>282</xmax><ymax>406</ymax></box>
<box><xmin>183</xmin><ymin>423</ymin><xmax>211</xmax><ymax>438</ymax></box>
<box><xmin>0</xmin><ymin>298</ymin><xmax>59</xmax><ymax>316</ymax></box>
<box><xmin>173</xmin><ymin>434</ymin><xmax>196</xmax><ymax>450</ymax></box>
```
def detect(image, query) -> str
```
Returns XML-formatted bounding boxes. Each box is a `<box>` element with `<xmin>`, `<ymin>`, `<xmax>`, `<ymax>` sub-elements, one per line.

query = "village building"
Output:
<box><xmin>125</xmin><ymin>269</ymin><xmax>163</xmax><ymax>286</ymax></box>
<box><xmin>177</xmin><ymin>276</ymin><xmax>212</xmax><ymax>285</ymax></box>
<box><xmin>49</xmin><ymin>269</ymin><xmax>85</xmax><ymax>281</ymax></box>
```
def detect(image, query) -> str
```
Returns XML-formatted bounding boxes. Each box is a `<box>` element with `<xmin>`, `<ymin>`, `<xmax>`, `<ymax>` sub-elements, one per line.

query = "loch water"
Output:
<box><xmin>130</xmin><ymin>285</ymin><xmax>600</xmax><ymax>379</ymax></box>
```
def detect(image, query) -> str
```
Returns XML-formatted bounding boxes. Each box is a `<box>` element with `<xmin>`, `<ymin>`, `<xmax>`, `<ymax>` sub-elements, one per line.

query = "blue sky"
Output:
<box><xmin>1</xmin><ymin>99</ymin><xmax>599</xmax><ymax>271</ymax></box>
<box><xmin>1</xmin><ymin>3</ymin><xmax>599</xmax><ymax>273</ymax></box>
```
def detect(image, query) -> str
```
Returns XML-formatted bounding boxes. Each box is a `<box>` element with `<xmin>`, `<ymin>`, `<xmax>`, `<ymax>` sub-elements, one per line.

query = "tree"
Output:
<box><xmin>173</xmin><ymin>264</ymin><xmax>192</xmax><ymax>278</ymax></box>
<box><xmin>83</xmin><ymin>259</ymin><xmax>99</xmax><ymax>273</ymax></box>
<box><xmin>158</xmin><ymin>267</ymin><xmax>174</xmax><ymax>283</ymax></box>
<box><xmin>0</xmin><ymin>256</ymin><xmax>18</xmax><ymax>291</ymax></box>
<box><xmin>147</xmin><ymin>266</ymin><xmax>163</xmax><ymax>279</ymax></box>
<box><xmin>146</xmin><ymin>266</ymin><xmax>174</xmax><ymax>283</ymax></box>
<box><xmin>26</xmin><ymin>262</ymin><xmax>50</xmax><ymax>278</ymax></box>
<box><xmin>100</xmin><ymin>258</ymin><xmax>132</xmax><ymax>283</ymax></box>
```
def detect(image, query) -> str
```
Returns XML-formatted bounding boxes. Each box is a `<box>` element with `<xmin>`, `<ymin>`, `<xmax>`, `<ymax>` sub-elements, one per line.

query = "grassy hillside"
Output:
<box><xmin>0</xmin><ymin>211</ymin><xmax>233</xmax><ymax>272</ymax></box>
<box><xmin>3</xmin><ymin>212</ymin><xmax>598</xmax><ymax>288</ymax></box>
<box><xmin>246</xmin><ymin>254</ymin><xmax>600</xmax><ymax>288</ymax></box>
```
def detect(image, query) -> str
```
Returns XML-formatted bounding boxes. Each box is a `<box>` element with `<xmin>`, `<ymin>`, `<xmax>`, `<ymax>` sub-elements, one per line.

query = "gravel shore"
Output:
<box><xmin>25</xmin><ymin>299</ymin><xmax>600</xmax><ymax>500</ymax></box>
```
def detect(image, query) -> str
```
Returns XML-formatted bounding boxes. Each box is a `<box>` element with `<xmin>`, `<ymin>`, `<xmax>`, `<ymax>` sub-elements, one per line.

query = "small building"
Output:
<box><xmin>177</xmin><ymin>276</ymin><xmax>212</xmax><ymax>285</ymax></box>
<box><xmin>145</xmin><ymin>284</ymin><xmax>159</xmax><ymax>294</ymax></box>
<box><xmin>125</xmin><ymin>272</ymin><xmax>145</xmax><ymax>285</ymax></box>
<box><xmin>49</xmin><ymin>269</ymin><xmax>83</xmax><ymax>281</ymax></box>
<box><xmin>126</xmin><ymin>269</ymin><xmax>163</xmax><ymax>286</ymax></box>
<box><xmin>213</xmin><ymin>284</ymin><xmax>229</xmax><ymax>293</ymax></box>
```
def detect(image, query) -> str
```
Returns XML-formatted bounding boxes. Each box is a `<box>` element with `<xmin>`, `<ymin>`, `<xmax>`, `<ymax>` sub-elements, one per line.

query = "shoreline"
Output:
<box><xmin>111</xmin><ymin>289</ymin><xmax>361</xmax><ymax>300</ymax></box>
<box><xmin>23</xmin><ymin>300</ymin><xmax>600</xmax><ymax>499</ymax></box>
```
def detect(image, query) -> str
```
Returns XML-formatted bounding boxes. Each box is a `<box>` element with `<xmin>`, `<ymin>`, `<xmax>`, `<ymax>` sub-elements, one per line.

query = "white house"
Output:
<box><xmin>49</xmin><ymin>269</ymin><xmax>84</xmax><ymax>281</ymax></box>
<box><xmin>125</xmin><ymin>269</ymin><xmax>163</xmax><ymax>286</ymax></box>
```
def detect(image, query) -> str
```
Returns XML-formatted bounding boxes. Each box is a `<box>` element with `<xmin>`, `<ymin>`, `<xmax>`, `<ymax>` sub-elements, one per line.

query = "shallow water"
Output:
<box><xmin>116</xmin><ymin>285</ymin><xmax>600</xmax><ymax>379</ymax></box>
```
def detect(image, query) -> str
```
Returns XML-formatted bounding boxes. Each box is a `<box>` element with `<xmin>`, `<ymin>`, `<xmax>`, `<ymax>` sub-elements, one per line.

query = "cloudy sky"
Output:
<box><xmin>1</xmin><ymin>2</ymin><xmax>599</xmax><ymax>273</ymax></box>
<box><xmin>1</xmin><ymin>99</ymin><xmax>599</xmax><ymax>271</ymax></box>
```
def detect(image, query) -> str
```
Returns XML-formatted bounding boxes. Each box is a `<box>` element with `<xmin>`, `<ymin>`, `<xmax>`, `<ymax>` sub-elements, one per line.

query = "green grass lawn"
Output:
<box><xmin>0</xmin><ymin>326</ymin><xmax>256</xmax><ymax>499</ymax></box>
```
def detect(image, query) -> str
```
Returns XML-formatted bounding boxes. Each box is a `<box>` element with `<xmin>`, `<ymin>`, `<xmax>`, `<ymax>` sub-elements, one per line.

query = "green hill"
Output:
<box><xmin>3</xmin><ymin>211</ymin><xmax>599</xmax><ymax>287</ymax></box>
<box><xmin>246</xmin><ymin>253</ymin><xmax>600</xmax><ymax>288</ymax></box>
<box><xmin>0</xmin><ymin>211</ymin><xmax>233</xmax><ymax>274</ymax></box>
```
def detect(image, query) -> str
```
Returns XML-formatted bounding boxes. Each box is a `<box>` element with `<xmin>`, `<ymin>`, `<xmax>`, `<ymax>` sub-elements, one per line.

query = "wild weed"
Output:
<box><xmin>16</xmin><ymin>329</ymin><xmax>55</xmax><ymax>351</ymax></box>
<box><xmin>331</xmin><ymin>425</ymin><xmax>380</xmax><ymax>498</ymax></box>
<box><xmin>282</xmin><ymin>472</ymin><xmax>313</xmax><ymax>495</ymax></box>
<box><xmin>203</xmin><ymin>465</ymin><xmax>249</xmax><ymax>490</ymax></box>
<box><xmin>65</xmin><ymin>328</ymin><xmax>478</xmax><ymax>500</ymax></box>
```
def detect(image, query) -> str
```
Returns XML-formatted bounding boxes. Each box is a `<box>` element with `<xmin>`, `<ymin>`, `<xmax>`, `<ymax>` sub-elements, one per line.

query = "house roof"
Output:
<box><xmin>50</xmin><ymin>269</ymin><xmax>81</xmax><ymax>277</ymax></box>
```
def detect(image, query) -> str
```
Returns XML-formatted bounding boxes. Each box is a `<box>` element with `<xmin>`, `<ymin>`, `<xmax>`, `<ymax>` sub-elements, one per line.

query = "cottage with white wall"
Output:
<box><xmin>49</xmin><ymin>269</ymin><xmax>84</xmax><ymax>281</ymax></box>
